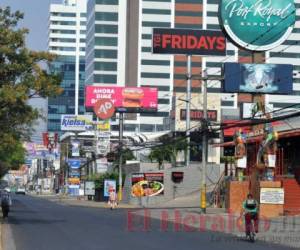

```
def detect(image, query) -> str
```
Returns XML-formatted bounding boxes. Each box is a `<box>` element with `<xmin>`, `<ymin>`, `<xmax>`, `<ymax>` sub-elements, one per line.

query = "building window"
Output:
<box><xmin>95</xmin><ymin>49</ymin><xmax>118</xmax><ymax>59</ymax></box>
<box><xmin>95</xmin><ymin>24</ymin><xmax>118</xmax><ymax>34</ymax></box>
<box><xmin>96</xmin><ymin>0</ymin><xmax>118</xmax><ymax>5</ymax></box>
<box><xmin>95</xmin><ymin>12</ymin><xmax>118</xmax><ymax>21</ymax></box>
<box><xmin>94</xmin><ymin>74</ymin><xmax>117</xmax><ymax>83</ymax></box>
<box><xmin>95</xmin><ymin>62</ymin><xmax>117</xmax><ymax>71</ymax></box>
<box><xmin>95</xmin><ymin>37</ymin><xmax>118</xmax><ymax>46</ymax></box>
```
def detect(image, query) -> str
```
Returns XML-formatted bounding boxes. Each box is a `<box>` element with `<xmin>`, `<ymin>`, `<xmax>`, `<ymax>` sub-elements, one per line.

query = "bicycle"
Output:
<box><xmin>244</xmin><ymin>212</ymin><xmax>257</xmax><ymax>243</ymax></box>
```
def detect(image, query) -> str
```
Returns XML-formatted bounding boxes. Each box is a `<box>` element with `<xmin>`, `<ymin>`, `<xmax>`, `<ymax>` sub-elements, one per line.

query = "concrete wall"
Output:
<box><xmin>123</xmin><ymin>162</ymin><xmax>224</xmax><ymax>207</ymax></box>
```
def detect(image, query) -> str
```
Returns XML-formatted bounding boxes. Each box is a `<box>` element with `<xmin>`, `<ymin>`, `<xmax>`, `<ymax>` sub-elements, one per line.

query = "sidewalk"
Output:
<box><xmin>32</xmin><ymin>193</ymin><xmax>138</xmax><ymax>209</ymax></box>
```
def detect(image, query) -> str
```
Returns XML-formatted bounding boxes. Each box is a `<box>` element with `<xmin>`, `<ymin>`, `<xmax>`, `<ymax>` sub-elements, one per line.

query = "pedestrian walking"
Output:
<box><xmin>1</xmin><ymin>191</ymin><xmax>11</xmax><ymax>218</ymax></box>
<box><xmin>108</xmin><ymin>189</ymin><xmax>117</xmax><ymax>210</ymax></box>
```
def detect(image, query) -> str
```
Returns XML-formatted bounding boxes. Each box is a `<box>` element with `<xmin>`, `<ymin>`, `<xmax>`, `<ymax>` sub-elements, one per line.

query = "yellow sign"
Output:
<box><xmin>97</xmin><ymin>120</ymin><xmax>110</xmax><ymax>131</ymax></box>
<box><xmin>68</xmin><ymin>178</ymin><xmax>80</xmax><ymax>185</ymax></box>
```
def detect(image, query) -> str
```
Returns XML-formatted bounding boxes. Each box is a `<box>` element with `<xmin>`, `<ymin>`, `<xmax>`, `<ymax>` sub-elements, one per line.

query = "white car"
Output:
<box><xmin>4</xmin><ymin>187</ymin><xmax>11</xmax><ymax>193</ymax></box>
<box><xmin>16</xmin><ymin>187</ymin><xmax>26</xmax><ymax>195</ymax></box>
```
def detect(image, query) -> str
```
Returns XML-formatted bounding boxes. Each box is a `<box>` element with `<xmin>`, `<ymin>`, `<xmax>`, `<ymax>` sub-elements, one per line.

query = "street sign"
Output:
<box><xmin>93</xmin><ymin>99</ymin><xmax>115</xmax><ymax>120</ymax></box>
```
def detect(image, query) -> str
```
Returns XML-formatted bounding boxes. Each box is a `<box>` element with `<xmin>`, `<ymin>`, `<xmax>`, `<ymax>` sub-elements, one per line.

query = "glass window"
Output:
<box><xmin>95</xmin><ymin>49</ymin><xmax>118</xmax><ymax>59</ymax></box>
<box><xmin>95</xmin><ymin>12</ymin><xmax>118</xmax><ymax>21</ymax></box>
<box><xmin>95</xmin><ymin>24</ymin><xmax>118</xmax><ymax>34</ymax></box>
<box><xmin>95</xmin><ymin>62</ymin><xmax>117</xmax><ymax>71</ymax></box>
<box><xmin>96</xmin><ymin>0</ymin><xmax>118</xmax><ymax>4</ymax></box>
<box><xmin>95</xmin><ymin>37</ymin><xmax>118</xmax><ymax>46</ymax></box>
<box><xmin>94</xmin><ymin>74</ymin><xmax>117</xmax><ymax>83</ymax></box>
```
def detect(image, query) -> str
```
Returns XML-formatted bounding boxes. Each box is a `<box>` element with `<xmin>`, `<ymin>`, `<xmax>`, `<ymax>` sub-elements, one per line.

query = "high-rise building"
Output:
<box><xmin>47</xmin><ymin>0</ymin><xmax>87</xmax><ymax>132</ymax></box>
<box><xmin>86</xmin><ymin>0</ymin><xmax>300</xmax><ymax>133</ymax></box>
<box><xmin>85</xmin><ymin>0</ymin><xmax>174</xmax><ymax>132</ymax></box>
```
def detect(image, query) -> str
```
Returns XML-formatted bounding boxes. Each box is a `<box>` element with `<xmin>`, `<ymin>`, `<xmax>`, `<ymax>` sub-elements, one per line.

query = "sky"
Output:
<box><xmin>0</xmin><ymin>0</ymin><xmax>62</xmax><ymax>142</ymax></box>
<box><xmin>1</xmin><ymin>0</ymin><xmax>61</xmax><ymax>51</ymax></box>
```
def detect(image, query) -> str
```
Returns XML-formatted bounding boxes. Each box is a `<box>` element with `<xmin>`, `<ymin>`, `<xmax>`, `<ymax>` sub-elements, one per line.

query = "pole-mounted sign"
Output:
<box><xmin>219</xmin><ymin>0</ymin><xmax>296</xmax><ymax>51</ymax></box>
<box><xmin>152</xmin><ymin>28</ymin><xmax>226</xmax><ymax>55</ymax></box>
<box><xmin>93</xmin><ymin>99</ymin><xmax>115</xmax><ymax>120</ymax></box>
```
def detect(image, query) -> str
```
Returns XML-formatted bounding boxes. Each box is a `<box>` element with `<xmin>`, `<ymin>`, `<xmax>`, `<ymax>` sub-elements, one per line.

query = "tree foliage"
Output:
<box><xmin>148</xmin><ymin>135</ymin><xmax>190</xmax><ymax>169</ymax></box>
<box><xmin>0</xmin><ymin>7</ymin><xmax>62</xmax><ymax>174</ymax></box>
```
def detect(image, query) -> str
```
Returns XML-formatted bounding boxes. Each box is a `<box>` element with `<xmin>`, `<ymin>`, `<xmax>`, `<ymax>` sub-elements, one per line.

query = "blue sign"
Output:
<box><xmin>223</xmin><ymin>63</ymin><xmax>293</xmax><ymax>94</ymax></box>
<box><xmin>104</xmin><ymin>179</ymin><xmax>116</xmax><ymax>197</ymax></box>
<box><xmin>67</xmin><ymin>159</ymin><xmax>81</xmax><ymax>169</ymax></box>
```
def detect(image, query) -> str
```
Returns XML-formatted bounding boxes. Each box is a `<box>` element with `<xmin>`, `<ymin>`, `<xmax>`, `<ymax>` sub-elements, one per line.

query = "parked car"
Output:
<box><xmin>16</xmin><ymin>187</ymin><xmax>26</xmax><ymax>195</ymax></box>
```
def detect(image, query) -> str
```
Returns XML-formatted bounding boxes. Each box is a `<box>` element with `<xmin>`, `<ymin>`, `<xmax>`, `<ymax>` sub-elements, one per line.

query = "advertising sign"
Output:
<box><xmin>220</xmin><ymin>0</ymin><xmax>296</xmax><ymax>51</ymax></box>
<box><xmin>68</xmin><ymin>177</ymin><xmax>80</xmax><ymax>185</ymax></box>
<box><xmin>152</xmin><ymin>28</ymin><xmax>226</xmax><ymax>55</ymax></box>
<box><xmin>69</xmin><ymin>168</ymin><xmax>80</xmax><ymax>178</ymax></box>
<box><xmin>104</xmin><ymin>179</ymin><xmax>116</xmax><ymax>197</ymax></box>
<box><xmin>71</xmin><ymin>140</ymin><xmax>80</xmax><ymax>157</ymax></box>
<box><xmin>84</xmin><ymin>181</ymin><xmax>95</xmax><ymax>196</ymax></box>
<box><xmin>260</xmin><ymin>188</ymin><xmax>284</xmax><ymax>204</ymax></box>
<box><xmin>97</xmin><ymin>120</ymin><xmax>110</xmax><ymax>131</ymax></box>
<box><xmin>180</xmin><ymin>109</ymin><xmax>218</xmax><ymax>121</ymax></box>
<box><xmin>131</xmin><ymin>173</ymin><xmax>164</xmax><ymax>197</ymax></box>
<box><xmin>94</xmin><ymin>99</ymin><xmax>115</xmax><ymax>120</ymax></box>
<box><xmin>171</xmin><ymin>172</ymin><xmax>184</xmax><ymax>183</ymax></box>
<box><xmin>61</xmin><ymin>115</ymin><xmax>93</xmax><ymax>131</ymax></box>
<box><xmin>96</xmin><ymin>158</ymin><xmax>108</xmax><ymax>173</ymax></box>
<box><xmin>85</xmin><ymin>86</ymin><xmax>158</xmax><ymax>113</ymax></box>
<box><xmin>223</xmin><ymin>63</ymin><xmax>293</xmax><ymax>94</ymax></box>
<box><xmin>67</xmin><ymin>159</ymin><xmax>81</xmax><ymax>169</ymax></box>
<box><xmin>242</xmin><ymin>103</ymin><xmax>274</xmax><ymax>119</ymax></box>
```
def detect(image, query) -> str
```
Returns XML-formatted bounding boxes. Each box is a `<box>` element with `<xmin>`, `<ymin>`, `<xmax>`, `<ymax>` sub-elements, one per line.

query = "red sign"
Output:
<box><xmin>180</xmin><ymin>109</ymin><xmax>218</xmax><ymax>121</ymax></box>
<box><xmin>153</xmin><ymin>28</ymin><xmax>226</xmax><ymax>55</ymax></box>
<box><xmin>94</xmin><ymin>99</ymin><xmax>115</xmax><ymax>120</ymax></box>
<box><xmin>85</xmin><ymin>86</ymin><xmax>158</xmax><ymax>113</ymax></box>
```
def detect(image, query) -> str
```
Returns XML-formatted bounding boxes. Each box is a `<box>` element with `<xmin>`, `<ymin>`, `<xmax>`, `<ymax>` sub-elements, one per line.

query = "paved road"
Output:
<box><xmin>3</xmin><ymin>195</ymin><xmax>295</xmax><ymax>250</ymax></box>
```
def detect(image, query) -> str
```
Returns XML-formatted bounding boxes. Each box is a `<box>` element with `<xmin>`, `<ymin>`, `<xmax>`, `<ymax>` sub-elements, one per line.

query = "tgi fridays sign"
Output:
<box><xmin>180</xmin><ymin>109</ymin><xmax>218</xmax><ymax>121</ymax></box>
<box><xmin>220</xmin><ymin>0</ymin><xmax>296</xmax><ymax>51</ymax></box>
<box><xmin>152</xmin><ymin>28</ymin><xmax>226</xmax><ymax>55</ymax></box>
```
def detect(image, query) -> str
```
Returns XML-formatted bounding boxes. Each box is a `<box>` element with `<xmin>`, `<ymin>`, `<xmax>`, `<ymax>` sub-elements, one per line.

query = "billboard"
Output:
<box><xmin>84</xmin><ymin>181</ymin><xmax>95</xmax><ymax>196</ymax></box>
<box><xmin>85</xmin><ymin>86</ymin><xmax>158</xmax><ymax>113</ymax></box>
<box><xmin>61</xmin><ymin>115</ymin><xmax>93</xmax><ymax>131</ymax></box>
<box><xmin>180</xmin><ymin>109</ymin><xmax>217</xmax><ymax>121</ymax></box>
<box><xmin>223</xmin><ymin>63</ymin><xmax>293</xmax><ymax>94</ymax></box>
<box><xmin>220</xmin><ymin>0</ymin><xmax>296</xmax><ymax>51</ymax></box>
<box><xmin>152</xmin><ymin>28</ymin><xmax>226</xmax><ymax>55</ymax></box>
<box><xmin>131</xmin><ymin>173</ymin><xmax>164</xmax><ymax>197</ymax></box>
<box><xmin>104</xmin><ymin>179</ymin><xmax>116</xmax><ymax>197</ymax></box>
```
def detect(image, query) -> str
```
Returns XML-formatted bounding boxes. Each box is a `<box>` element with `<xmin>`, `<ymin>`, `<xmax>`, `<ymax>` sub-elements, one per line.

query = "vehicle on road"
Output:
<box><xmin>16</xmin><ymin>187</ymin><xmax>26</xmax><ymax>195</ymax></box>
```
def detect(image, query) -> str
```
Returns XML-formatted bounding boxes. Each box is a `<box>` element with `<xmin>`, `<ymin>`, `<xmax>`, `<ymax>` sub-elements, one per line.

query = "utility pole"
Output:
<box><xmin>186</xmin><ymin>55</ymin><xmax>192</xmax><ymax>167</ymax></box>
<box><xmin>192</xmin><ymin>74</ymin><xmax>224</xmax><ymax>213</ymax></box>
<box><xmin>118</xmin><ymin>112</ymin><xmax>124</xmax><ymax>201</ymax></box>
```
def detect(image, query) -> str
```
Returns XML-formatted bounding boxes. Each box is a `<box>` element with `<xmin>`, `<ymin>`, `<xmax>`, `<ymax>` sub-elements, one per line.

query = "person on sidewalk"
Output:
<box><xmin>108</xmin><ymin>189</ymin><xmax>117</xmax><ymax>210</ymax></box>
<box><xmin>1</xmin><ymin>191</ymin><xmax>11</xmax><ymax>219</ymax></box>
<box><xmin>242</xmin><ymin>193</ymin><xmax>259</xmax><ymax>236</ymax></box>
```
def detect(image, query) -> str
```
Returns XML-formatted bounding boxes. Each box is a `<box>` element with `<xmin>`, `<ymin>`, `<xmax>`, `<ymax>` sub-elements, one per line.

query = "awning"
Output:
<box><xmin>214</xmin><ymin>128</ymin><xmax>300</xmax><ymax>147</ymax></box>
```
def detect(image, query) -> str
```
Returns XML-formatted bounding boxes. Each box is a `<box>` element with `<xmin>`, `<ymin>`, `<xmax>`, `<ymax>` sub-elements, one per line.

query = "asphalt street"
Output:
<box><xmin>3</xmin><ymin>195</ymin><xmax>295</xmax><ymax>250</ymax></box>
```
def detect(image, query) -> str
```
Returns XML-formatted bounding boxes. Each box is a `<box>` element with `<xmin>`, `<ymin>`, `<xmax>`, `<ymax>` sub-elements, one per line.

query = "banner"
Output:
<box><xmin>84</xmin><ymin>181</ymin><xmax>95</xmax><ymax>196</ymax></box>
<box><xmin>104</xmin><ymin>179</ymin><xmax>116</xmax><ymax>197</ymax></box>
<box><xmin>260</xmin><ymin>188</ymin><xmax>284</xmax><ymax>204</ymax></box>
<box><xmin>85</xmin><ymin>86</ymin><xmax>158</xmax><ymax>113</ymax></box>
<box><xmin>180</xmin><ymin>109</ymin><xmax>217</xmax><ymax>121</ymax></box>
<box><xmin>131</xmin><ymin>173</ymin><xmax>164</xmax><ymax>197</ymax></box>
<box><xmin>152</xmin><ymin>28</ymin><xmax>226</xmax><ymax>55</ymax></box>
<box><xmin>61</xmin><ymin>115</ymin><xmax>93</xmax><ymax>131</ymax></box>
<box><xmin>224</xmin><ymin>63</ymin><xmax>293</xmax><ymax>94</ymax></box>
<box><xmin>71</xmin><ymin>140</ymin><xmax>80</xmax><ymax>157</ymax></box>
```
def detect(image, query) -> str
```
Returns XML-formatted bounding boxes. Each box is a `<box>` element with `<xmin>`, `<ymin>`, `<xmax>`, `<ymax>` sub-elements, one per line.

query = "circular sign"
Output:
<box><xmin>93</xmin><ymin>99</ymin><xmax>115</xmax><ymax>120</ymax></box>
<box><xmin>220</xmin><ymin>0</ymin><xmax>296</xmax><ymax>51</ymax></box>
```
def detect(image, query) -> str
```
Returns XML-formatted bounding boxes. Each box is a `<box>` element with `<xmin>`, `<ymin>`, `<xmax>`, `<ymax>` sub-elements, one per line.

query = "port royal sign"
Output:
<box><xmin>152</xmin><ymin>28</ymin><xmax>226</xmax><ymax>55</ymax></box>
<box><xmin>220</xmin><ymin>0</ymin><xmax>296</xmax><ymax>51</ymax></box>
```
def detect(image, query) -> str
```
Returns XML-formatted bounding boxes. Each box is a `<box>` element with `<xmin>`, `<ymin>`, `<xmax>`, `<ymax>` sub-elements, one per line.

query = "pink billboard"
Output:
<box><xmin>85</xmin><ymin>86</ymin><xmax>158</xmax><ymax>113</ymax></box>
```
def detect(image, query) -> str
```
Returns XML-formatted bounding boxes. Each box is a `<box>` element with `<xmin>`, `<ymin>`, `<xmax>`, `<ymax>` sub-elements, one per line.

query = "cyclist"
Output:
<box><xmin>242</xmin><ymin>193</ymin><xmax>259</xmax><ymax>237</ymax></box>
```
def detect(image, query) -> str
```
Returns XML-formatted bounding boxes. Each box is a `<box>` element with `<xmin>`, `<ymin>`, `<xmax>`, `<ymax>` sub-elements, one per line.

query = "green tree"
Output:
<box><xmin>0</xmin><ymin>7</ymin><xmax>62</xmax><ymax>175</ymax></box>
<box><xmin>149</xmin><ymin>136</ymin><xmax>190</xmax><ymax>169</ymax></box>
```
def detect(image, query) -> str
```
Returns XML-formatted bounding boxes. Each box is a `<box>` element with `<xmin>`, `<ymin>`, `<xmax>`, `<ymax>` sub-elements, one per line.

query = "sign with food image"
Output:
<box><xmin>85</xmin><ymin>86</ymin><xmax>158</xmax><ymax>113</ymax></box>
<box><xmin>131</xmin><ymin>173</ymin><xmax>164</xmax><ymax>197</ymax></box>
